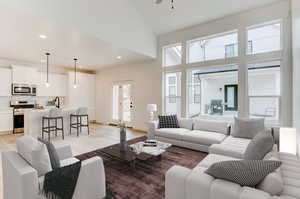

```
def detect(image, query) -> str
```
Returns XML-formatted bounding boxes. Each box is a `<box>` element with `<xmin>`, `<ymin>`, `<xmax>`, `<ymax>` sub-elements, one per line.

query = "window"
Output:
<box><xmin>187</xmin><ymin>31</ymin><xmax>238</xmax><ymax>63</ymax></box>
<box><xmin>225</xmin><ymin>44</ymin><xmax>236</xmax><ymax>58</ymax></box>
<box><xmin>163</xmin><ymin>44</ymin><xmax>182</xmax><ymax>67</ymax></box>
<box><xmin>165</xmin><ymin>72</ymin><xmax>181</xmax><ymax>116</ymax></box>
<box><xmin>247</xmin><ymin>22</ymin><xmax>281</xmax><ymax>55</ymax></box>
<box><xmin>187</xmin><ymin>65</ymin><xmax>238</xmax><ymax>118</ymax></box>
<box><xmin>248</xmin><ymin>61</ymin><xmax>281</xmax><ymax>125</ymax></box>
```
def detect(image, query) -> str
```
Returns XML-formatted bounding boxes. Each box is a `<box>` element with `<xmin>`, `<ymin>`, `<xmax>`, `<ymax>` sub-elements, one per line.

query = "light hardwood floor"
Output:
<box><xmin>0</xmin><ymin>124</ymin><xmax>145</xmax><ymax>199</ymax></box>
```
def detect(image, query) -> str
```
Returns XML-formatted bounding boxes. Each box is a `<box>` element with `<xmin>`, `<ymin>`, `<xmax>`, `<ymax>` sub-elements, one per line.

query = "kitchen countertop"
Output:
<box><xmin>24</xmin><ymin>107</ymin><xmax>80</xmax><ymax>138</ymax></box>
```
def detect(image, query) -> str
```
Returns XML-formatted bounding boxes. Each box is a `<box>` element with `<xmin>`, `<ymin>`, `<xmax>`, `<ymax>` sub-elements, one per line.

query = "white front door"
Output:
<box><xmin>112</xmin><ymin>83</ymin><xmax>133</xmax><ymax>126</ymax></box>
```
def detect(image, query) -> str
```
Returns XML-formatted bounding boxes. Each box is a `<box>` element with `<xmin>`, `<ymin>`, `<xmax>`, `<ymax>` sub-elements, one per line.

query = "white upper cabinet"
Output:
<box><xmin>0</xmin><ymin>68</ymin><xmax>12</xmax><ymax>96</ymax></box>
<box><xmin>37</xmin><ymin>72</ymin><xmax>67</xmax><ymax>97</ymax></box>
<box><xmin>12</xmin><ymin>65</ymin><xmax>39</xmax><ymax>85</ymax></box>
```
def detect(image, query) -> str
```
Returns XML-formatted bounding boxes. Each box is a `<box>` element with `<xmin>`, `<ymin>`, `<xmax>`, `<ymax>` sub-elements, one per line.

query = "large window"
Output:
<box><xmin>187</xmin><ymin>31</ymin><xmax>238</xmax><ymax>63</ymax></box>
<box><xmin>248</xmin><ymin>61</ymin><xmax>281</xmax><ymax>124</ymax></box>
<box><xmin>247</xmin><ymin>22</ymin><xmax>281</xmax><ymax>55</ymax></box>
<box><xmin>163</xmin><ymin>44</ymin><xmax>182</xmax><ymax>67</ymax></box>
<box><xmin>165</xmin><ymin>72</ymin><xmax>181</xmax><ymax>116</ymax></box>
<box><xmin>187</xmin><ymin>65</ymin><xmax>238</xmax><ymax>118</ymax></box>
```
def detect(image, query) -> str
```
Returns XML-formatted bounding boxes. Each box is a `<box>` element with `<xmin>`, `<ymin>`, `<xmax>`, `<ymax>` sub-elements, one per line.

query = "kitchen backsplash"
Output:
<box><xmin>0</xmin><ymin>96</ymin><xmax>66</xmax><ymax>109</ymax></box>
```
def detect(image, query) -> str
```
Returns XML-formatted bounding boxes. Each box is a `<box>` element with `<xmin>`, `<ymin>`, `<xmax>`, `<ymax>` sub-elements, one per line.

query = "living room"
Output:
<box><xmin>1</xmin><ymin>0</ymin><xmax>300</xmax><ymax>199</ymax></box>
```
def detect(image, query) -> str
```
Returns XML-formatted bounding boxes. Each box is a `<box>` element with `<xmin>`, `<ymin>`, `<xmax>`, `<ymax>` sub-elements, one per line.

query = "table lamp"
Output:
<box><xmin>147</xmin><ymin>104</ymin><xmax>157</xmax><ymax>121</ymax></box>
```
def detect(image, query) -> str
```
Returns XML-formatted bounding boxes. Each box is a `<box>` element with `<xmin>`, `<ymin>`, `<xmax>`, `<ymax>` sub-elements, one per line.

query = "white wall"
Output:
<box><xmin>67</xmin><ymin>72</ymin><xmax>96</xmax><ymax>121</ymax></box>
<box><xmin>292</xmin><ymin>0</ymin><xmax>300</xmax><ymax>154</ymax></box>
<box><xmin>95</xmin><ymin>60</ymin><xmax>161</xmax><ymax>131</ymax></box>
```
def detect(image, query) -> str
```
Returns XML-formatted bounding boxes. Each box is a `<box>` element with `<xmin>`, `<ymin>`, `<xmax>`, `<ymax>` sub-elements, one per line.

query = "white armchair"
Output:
<box><xmin>2</xmin><ymin>143</ymin><xmax>106</xmax><ymax>199</ymax></box>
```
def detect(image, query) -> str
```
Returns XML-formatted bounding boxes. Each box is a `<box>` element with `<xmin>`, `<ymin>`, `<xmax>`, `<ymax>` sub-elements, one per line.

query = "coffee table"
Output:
<box><xmin>101</xmin><ymin>140</ymin><xmax>171</xmax><ymax>168</ymax></box>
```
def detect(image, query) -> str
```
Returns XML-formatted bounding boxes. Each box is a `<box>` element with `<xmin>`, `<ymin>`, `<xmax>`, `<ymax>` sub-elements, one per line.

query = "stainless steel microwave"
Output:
<box><xmin>12</xmin><ymin>84</ymin><xmax>37</xmax><ymax>96</ymax></box>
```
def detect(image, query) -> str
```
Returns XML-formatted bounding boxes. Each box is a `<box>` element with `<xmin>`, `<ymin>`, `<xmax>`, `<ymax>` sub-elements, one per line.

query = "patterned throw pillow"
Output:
<box><xmin>158</xmin><ymin>115</ymin><xmax>180</xmax><ymax>129</ymax></box>
<box><xmin>205</xmin><ymin>160</ymin><xmax>281</xmax><ymax>187</ymax></box>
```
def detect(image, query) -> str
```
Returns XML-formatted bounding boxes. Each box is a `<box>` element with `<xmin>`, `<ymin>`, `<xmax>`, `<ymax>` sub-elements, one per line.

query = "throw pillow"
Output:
<box><xmin>244</xmin><ymin>131</ymin><xmax>274</xmax><ymax>160</ymax></box>
<box><xmin>231</xmin><ymin>117</ymin><xmax>265</xmax><ymax>139</ymax></box>
<box><xmin>38</xmin><ymin>138</ymin><xmax>61</xmax><ymax>169</ymax></box>
<box><xmin>31</xmin><ymin>141</ymin><xmax>53</xmax><ymax>176</ymax></box>
<box><xmin>16</xmin><ymin>136</ymin><xmax>52</xmax><ymax>176</ymax></box>
<box><xmin>158</xmin><ymin>115</ymin><xmax>179</xmax><ymax>129</ymax></box>
<box><xmin>205</xmin><ymin>160</ymin><xmax>281</xmax><ymax>187</ymax></box>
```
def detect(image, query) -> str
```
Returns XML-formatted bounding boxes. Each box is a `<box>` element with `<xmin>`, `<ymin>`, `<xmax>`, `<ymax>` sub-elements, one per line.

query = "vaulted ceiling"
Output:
<box><xmin>0</xmin><ymin>0</ymin><xmax>282</xmax><ymax>70</ymax></box>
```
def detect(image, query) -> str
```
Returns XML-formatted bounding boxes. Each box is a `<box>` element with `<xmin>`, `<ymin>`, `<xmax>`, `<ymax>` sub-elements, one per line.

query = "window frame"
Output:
<box><xmin>186</xmin><ymin>30</ymin><xmax>239</xmax><ymax>64</ymax></box>
<box><xmin>246</xmin><ymin>20</ymin><xmax>283</xmax><ymax>56</ymax></box>
<box><xmin>162</xmin><ymin>43</ymin><xmax>183</xmax><ymax>67</ymax></box>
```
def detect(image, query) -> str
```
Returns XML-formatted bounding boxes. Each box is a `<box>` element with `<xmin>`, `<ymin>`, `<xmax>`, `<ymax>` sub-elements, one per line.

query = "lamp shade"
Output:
<box><xmin>147</xmin><ymin>104</ymin><xmax>157</xmax><ymax>112</ymax></box>
<box><xmin>279</xmin><ymin>128</ymin><xmax>297</xmax><ymax>155</ymax></box>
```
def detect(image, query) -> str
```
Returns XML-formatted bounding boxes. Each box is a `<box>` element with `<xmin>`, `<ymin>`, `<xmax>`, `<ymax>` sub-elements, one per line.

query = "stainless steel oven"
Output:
<box><xmin>12</xmin><ymin>84</ymin><xmax>37</xmax><ymax>96</ymax></box>
<box><xmin>10</xmin><ymin>101</ymin><xmax>35</xmax><ymax>134</ymax></box>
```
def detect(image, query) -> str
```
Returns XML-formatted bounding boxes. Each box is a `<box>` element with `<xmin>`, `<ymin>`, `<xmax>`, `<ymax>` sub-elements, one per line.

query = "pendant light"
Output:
<box><xmin>45</xmin><ymin>52</ymin><xmax>50</xmax><ymax>87</ymax></box>
<box><xmin>73</xmin><ymin>58</ymin><xmax>78</xmax><ymax>89</ymax></box>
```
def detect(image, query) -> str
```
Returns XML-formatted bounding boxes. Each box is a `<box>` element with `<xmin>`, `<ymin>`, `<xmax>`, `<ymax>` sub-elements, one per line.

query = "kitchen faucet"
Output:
<box><xmin>54</xmin><ymin>96</ymin><xmax>60</xmax><ymax>109</ymax></box>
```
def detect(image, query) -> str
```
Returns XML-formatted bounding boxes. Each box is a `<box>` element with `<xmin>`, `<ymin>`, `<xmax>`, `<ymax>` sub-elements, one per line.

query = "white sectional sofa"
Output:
<box><xmin>148</xmin><ymin>118</ymin><xmax>231</xmax><ymax>152</ymax></box>
<box><xmin>166</xmin><ymin>152</ymin><xmax>300</xmax><ymax>199</ymax></box>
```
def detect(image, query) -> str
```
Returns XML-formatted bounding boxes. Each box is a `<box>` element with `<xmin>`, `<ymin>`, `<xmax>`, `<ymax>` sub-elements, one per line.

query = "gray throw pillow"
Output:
<box><xmin>205</xmin><ymin>160</ymin><xmax>281</xmax><ymax>187</ymax></box>
<box><xmin>38</xmin><ymin>138</ymin><xmax>61</xmax><ymax>169</ymax></box>
<box><xmin>231</xmin><ymin>117</ymin><xmax>265</xmax><ymax>139</ymax></box>
<box><xmin>244</xmin><ymin>131</ymin><xmax>274</xmax><ymax>160</ymax></box>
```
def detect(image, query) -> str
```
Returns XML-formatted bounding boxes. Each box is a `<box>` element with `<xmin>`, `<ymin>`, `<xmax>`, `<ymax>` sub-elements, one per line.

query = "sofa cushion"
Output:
<box><xmin>209</xmin><ymin>136</ymin><xmax>251</xmax><ymax>159</ymax></box>
<box><xmin>193</xmin><ymin>120</ymin><xmax>230</xmax><ymax>135</ymax></box>
<box><xmin>16</xmin><ymin>136</ymin><xmax>52</xmax><ymax>176</ymax></box>
<box><xmin>181</xmin><ymin>130</ymin><xmax>226</xmax><ymax>146</ymax></box>
<box><xmin>155</xmin><ymin>128</ymin><xmax>189</xmax><ymax>140</ymax></box>
<box><xmin>197</xmin><ymin>154</ymin><xmax>239</xmax><ymax>168</ymax></box>
<box><xmin>231</xmin><ymin>117</ymin><xmax>265</xmax><ymax>139</ymax></box>
<box><xmin>244</xmin><ymin>131</ymin><xmax>274</xmax><ymax>160</ymax></box>
<box><xmin>158</xmin><ymin>115</ymin><xmax>179</xmax><ymax>129</ymax></box>
<box><xmin>257</xmin><ymin>170</ymin><xmax>283</xmax><ymax>196</ymax></box>
<box><xmin>178</xmin><ymin>118</ymin><xmax>193</xmax><ymax>130</ymax></box>
<box><xmin>205</xmin><ymin>160</ymin><xmax>281</xmax><ymax>187</ymax></box>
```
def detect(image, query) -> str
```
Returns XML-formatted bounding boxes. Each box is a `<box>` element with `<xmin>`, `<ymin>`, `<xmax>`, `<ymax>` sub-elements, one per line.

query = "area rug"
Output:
<box><xmin>76</xmin><ymin>136</ymin><xmax>208</xmax><ymax>199</ymax></box>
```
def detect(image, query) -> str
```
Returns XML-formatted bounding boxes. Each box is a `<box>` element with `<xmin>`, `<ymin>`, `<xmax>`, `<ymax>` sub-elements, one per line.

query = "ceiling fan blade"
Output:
<box><xmin>155</xmin><ymin>0</ymin><xmax>163</xmax><ymax>4</ymax></box>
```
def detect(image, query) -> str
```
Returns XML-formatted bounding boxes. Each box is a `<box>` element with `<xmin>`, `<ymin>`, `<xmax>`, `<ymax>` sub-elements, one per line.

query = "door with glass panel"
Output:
<box><xmin>112</xmin><ymin>83</ymin><xmax>133</xmax><ymax>126</ymax></box>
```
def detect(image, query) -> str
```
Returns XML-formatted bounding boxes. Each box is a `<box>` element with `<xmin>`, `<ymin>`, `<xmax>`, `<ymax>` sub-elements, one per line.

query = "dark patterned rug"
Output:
<box><xmin>76</xmin><ymin>136</ymin><xmax>208</xmax><ymax>199</ymax></box>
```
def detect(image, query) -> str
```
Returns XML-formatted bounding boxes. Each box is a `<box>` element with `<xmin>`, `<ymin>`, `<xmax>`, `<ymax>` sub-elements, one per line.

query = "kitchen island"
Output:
<box><xmin>24</xmin><ymin>107</ymin><xmax>79</xmax><ymax>138</ymax></box>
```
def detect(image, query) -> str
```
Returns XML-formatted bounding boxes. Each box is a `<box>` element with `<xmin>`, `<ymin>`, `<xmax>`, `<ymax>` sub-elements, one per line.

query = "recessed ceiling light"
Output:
<box><xmin>117</xmin><ymin>56</ymin><xmax>122</xmax><ymax>60</ymax></box>
<box><xmin>39</xmin><ymin>34</ymin><xmax>47</xmax><ymax>39</ymax></box>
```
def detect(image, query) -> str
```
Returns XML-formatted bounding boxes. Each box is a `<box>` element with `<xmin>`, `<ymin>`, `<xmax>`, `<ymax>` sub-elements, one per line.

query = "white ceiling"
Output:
<box><xmin>0</xmin><ymin>3</ymin><xmax>152</xmax><ymax>70</ymax></box>
<box><xmin>132</xmin><ymin>0</ymin><xmax>280</xmax><ymax>35</ymax></box>
<box><xmin>0</xmin><ymin>0</ymin><xmax>283</xmax><ymax>70</ymax></box>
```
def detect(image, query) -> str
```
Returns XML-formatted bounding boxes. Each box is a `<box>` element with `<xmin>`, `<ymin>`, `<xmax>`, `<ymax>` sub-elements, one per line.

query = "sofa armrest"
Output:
<box><xmin>54</xmin><ymin>143</ymin><xmax>73</xmax><ymax>160</ymax></box>
<box><xmin>2</xmin><ymin>151</ymin><xmax>39</xmax><ymax>199</ymax></box>
<box><xmin>165</xmin><ymin>166</ymin><xmax>192</xmax><ymax>199</ymax></box>
<box><xmin>147</xmin><ymin>120</ymin><xmax>159</xmax><ymax>139</ymax></box>
<box><xmin>73</xmin><ymin>156</ymin><xmax>106</xmax><ymax>199</ymax></box>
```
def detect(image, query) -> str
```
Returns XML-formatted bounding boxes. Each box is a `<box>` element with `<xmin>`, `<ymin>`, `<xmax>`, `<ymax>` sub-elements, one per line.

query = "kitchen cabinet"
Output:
<box><xmin>0</xmin><ymin>109</ymin><xmax>13</xmax><ymax>132</ymax></box>
<box><xmin>0</xmin><ymin>68</ymin><xmax>12</xmax><ymax>96</ymax></box>
<box><xmin>12</xmin><ymin>65</ymin><xmax>39</xmax><ymax>84</ymax></box>
<box><xmin>37</xmin><ymin>72</ymin><xmax>67</xmax><ymax>97</ymax></box>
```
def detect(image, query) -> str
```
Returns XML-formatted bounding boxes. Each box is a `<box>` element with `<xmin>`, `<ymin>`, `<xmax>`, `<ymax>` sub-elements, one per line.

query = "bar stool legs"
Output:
<box><xmin>70</xmin><ymin>114</ymin><xmax>89</xmax><ymax>136</ymax></box>
<box><xmin>42</xmin><ymin>116</ymin><xmax>65</xmax><ymax>142</ymax></box>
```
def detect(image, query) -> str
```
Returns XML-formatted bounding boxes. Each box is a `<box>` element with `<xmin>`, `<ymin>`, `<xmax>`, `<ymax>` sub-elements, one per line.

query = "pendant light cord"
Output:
<box><xmin>74</xmin><ymin>58</ymin><xmax>78</xmax><ymax>85</ymax></box>
<box><xmin>46</xmin><ymin>53</ymin><xmax>50</xmax><ymax>83</ymax></box>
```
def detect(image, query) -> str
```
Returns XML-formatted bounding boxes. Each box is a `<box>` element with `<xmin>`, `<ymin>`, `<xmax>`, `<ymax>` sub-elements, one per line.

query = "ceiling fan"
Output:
<box><xmin>155</xmin><ymin>0</ymin><xmax>175</xmax><ymax>9</ymax></box>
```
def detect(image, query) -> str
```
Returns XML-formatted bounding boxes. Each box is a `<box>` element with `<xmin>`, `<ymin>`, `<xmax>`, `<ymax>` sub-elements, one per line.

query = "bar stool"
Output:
<box><xmin>70</xmin><ymin>107</ymin><xmax>89</xmax><ymax>137</ymax></box>
<box><xmin>42</xmin><ymin>108</ymin><xmax>64</xmax><ymax>142</ymax></box>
